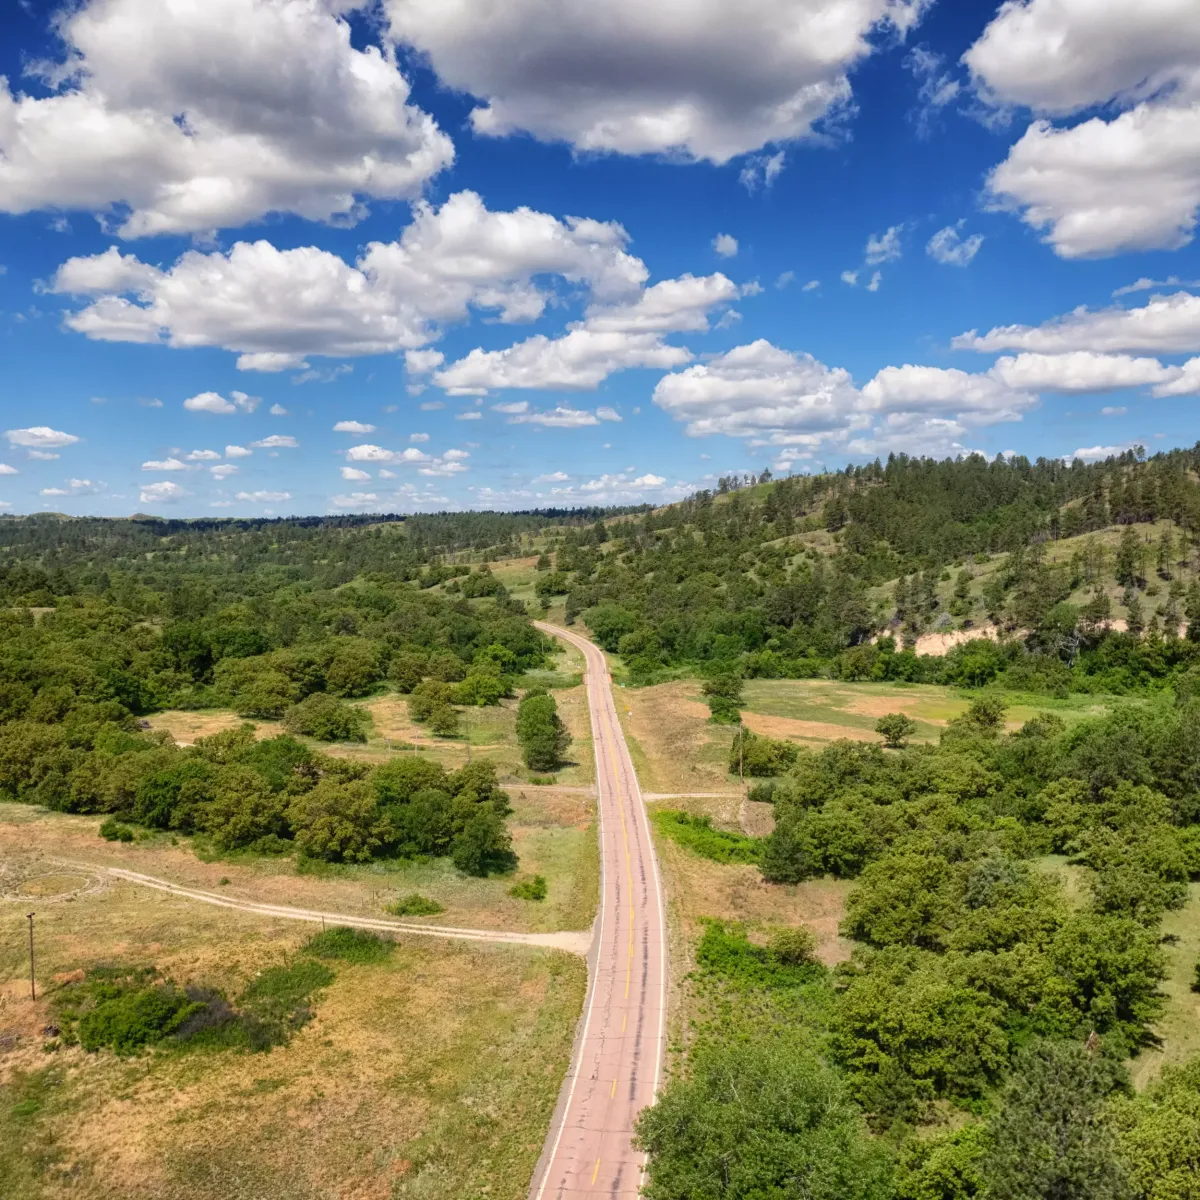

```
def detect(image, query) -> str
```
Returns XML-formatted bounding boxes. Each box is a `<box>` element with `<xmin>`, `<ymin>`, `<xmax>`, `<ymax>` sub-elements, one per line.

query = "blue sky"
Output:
<box><xmin>1</xmin><ymin>0</ymin><xmax>1199</xmax><ymax>516</ymax></box>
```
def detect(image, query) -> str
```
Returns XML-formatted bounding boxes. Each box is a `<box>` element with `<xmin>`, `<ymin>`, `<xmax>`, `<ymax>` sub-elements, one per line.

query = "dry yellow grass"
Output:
<box><xmin>0</xmin><ymin>850</ymin><xmax>586</xmax><ymax>1200</ymax></box>
<box><xmin>0</xmin><ymin>789</ymin><xmax>597</xmax><ymax>938</ymax></box>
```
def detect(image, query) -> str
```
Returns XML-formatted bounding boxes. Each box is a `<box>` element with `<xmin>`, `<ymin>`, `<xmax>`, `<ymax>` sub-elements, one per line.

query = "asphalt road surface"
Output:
<box><xmin>530</xmin><ymin>621</ymin><xmax>668</xmax><ymax>1200</ymax></box>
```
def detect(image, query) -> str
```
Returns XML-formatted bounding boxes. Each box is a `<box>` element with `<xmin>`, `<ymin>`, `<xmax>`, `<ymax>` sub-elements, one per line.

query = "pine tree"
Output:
<box><xmin>1126</xmin><ymin>593</ymin><xmax>1145</xmax><ymax>637</ymax></box>
<box><xmin>1115</xmin><ymin>526</ymin><xmax>1140</xmax><ymax>587</ymax></box>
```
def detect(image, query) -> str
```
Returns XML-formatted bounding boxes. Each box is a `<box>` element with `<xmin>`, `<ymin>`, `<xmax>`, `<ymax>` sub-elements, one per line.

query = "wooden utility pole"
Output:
<box><xmin>27</xmin><ymin>912</ymin><xmax>35</xmax><ymax>1001</ymax></box>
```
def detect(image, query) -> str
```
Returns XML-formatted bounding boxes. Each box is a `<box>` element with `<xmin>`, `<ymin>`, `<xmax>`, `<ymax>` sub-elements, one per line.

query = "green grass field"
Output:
<box><xmin>742</xmin><ymin>678</ymin><xmax>1128</xmax><ymax>743</ymax></box>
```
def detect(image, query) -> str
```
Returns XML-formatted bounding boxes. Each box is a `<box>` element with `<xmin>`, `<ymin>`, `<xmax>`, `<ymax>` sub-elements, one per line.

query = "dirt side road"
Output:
<box><xmin>528</xmin><ymin>622</ymin><xmax>668</xmax><ymax>1199</ymax></box>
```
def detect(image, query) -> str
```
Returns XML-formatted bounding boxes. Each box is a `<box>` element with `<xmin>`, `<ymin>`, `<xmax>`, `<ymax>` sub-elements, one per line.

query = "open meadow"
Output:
<box><xmin>0</xmin><ymin>843</ymin><xmax>585</xmax><ymax>1200</ymax></box>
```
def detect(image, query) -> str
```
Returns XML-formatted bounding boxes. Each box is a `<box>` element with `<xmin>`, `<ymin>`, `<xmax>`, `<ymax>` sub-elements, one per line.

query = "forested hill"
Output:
<box><xmin>0</xmin><ymin>506</ymin><xmax>642</xmax><ymax>609</ymax></box>
<box><xmin>542</xmin><ymin>444</ymin><xmax>1200</xmax><ymax>694</ymax></box>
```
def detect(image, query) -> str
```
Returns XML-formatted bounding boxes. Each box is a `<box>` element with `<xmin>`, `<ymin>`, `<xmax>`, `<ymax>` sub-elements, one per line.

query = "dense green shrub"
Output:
<box><xmin>302</xmin><ymin>926</ymin><xmax>393</xmax><ymax>964</ymax></box>
<box><xmin>509</xmin><ymin>874</ymin><xmax>547</xmax><ymax>901</ymax></box>
<box><xmin>387</xmin><ymin>893</ymin><xmax>444</xmax><ymax>916</ymax></box>
<box><xmin>652</xmin><ymin>809</ymin><xmax>762</xmax><ymax>864</ymax></box>
<box><xmin>282</xmin><ymin>693</ymin><xmax>369</xmax><ymax>742</ymax></box>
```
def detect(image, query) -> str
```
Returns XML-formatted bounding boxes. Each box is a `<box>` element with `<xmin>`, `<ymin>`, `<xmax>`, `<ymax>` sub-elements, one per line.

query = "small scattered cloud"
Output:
<box><xmin>776</xmin><ymin>271</ymin><xmax>795</xmax><ymax>289</ymax></box>
<box><xmin>293</xmin><ymin>364</ymin><xmax>352</xmax><ymax>385</ymax></box>
<box><xmin>739</xmin><ymin>151</ymin><xmax>785</xmax><ymax>193</ymax></box>
<box><xmin>341</xmin><ymin>466</ymin><xmax>372</xmax><ymax>481</ymax></box>
<box><xmin>865</xmin><ymin>225</ymin><xmax>903</xmax><ymax>265</ymax></box>
<box><xmin>269</xmin><ymin>403</ymin><xmax>289</xmax><ymax>416</ymax></box>
<box><xmin>138</xmin><ymin>480</ymin><xmax>187</xmax><ymax>504</ymax></box>
<box><xmin>455</xmin><ymin>411</ymin><xmax>483</xmax><ymax>420</ymax></box>
<box><xmin>225</xmin><ymin>444</ymin><xmax>252</xmax><ymax>458</ymax></box>
<box><xmin>141</xmin><ymin>457</ymin><xmax>188</xmax><ymax>471</ymax></box>
<box><xmin>1112</xmin><ymin>276</ymin><xmax>1200</xmax><ymax>298</ymax></box>
<box><xmin>1101</xmin><ymin>406</ymin><xmax>1127</xmax><ymax>416</ymax></box>
<box><xmin>0</xmin><ymin>464</ymin><xmax>17</xmax><ymax>475</ymax></box>
<box><xmin>1070</xmin><ymin>445</ymin><xmax>1127</xmax><ymax>463</ymax></box>
<box><xmin>236</xmin><ymin>490</ymin><xmax>292</xmax><ymax>503</ymax></box>
<box><xmin>841</xmin><ymin>270</ymin><xmax>858</xmax><ymax>286</ymax></box>
<box><xmin>713</xmin><ymin>233</ymin><xmax>739</xmax><ymax>258</ymax></box>
<box><xmin>41</xmin><ymin>478</ymin><xmax>98</xmax><ymax>497</ymax></box>
<box><xmin>183</xmin><ymin>390</ymin><xmax>259</xmax><ymax>414</ymax></box>
<box><xmin>210</xmin><ymin>464</ymin><xmax>239</xmax><ymax>479</ymax></box>
<box><xmin>27</xmin><ymin>451</ymin><xmax>60</xmax><ymax>461</ymax></box>
<box><xmin>535</xmin><ymin>471</ymin><xmax>569</xmax><ymax>483</ymax></box>
<box><xmin>139</xmin><ymin>398</ymin><xmax>163</xmax><ymax>408</ymax></box>
<box><xmin>865</xmin><ymin>272</ymin><xmax>882</xmax><ymax>292</ymax></box>
<box><xmin>406</xmin><ymin>349</ymin><xmax>446</xmax><ymax>375</ymax></box>
<box><xmin>905</xmin><ymin>46</ymin><xmax>961</xmax><ymax>137</ymax></box>
<box><xmin>410</xmin><ymin>432</ymin><xmax>430</xmax><ymax>442</ymax></box>
<box><xmin>802</xmin><ymin>279</ymin><xmax>820</xmax><ymax>292</ymax></box>
<box><xmin>249</xmin><ymin>434</ymin><xmax>299</xmax><ymax>449</ymax></box>
<box><xmin>186</xmin><ymin>449</ymin><xmax>221</xmax><ymax>461</ymax></box>
<box><xmin>333</xmin><ymin>420</ymin><xmax>376</xmax><ymax>434</ymax></box>
<box><xmin>419</xmin><ymin>400</ymin><xmax>445</xmax><ymax>411</ymax></box>
<box><xmin>927</xmin><ymin>221</ymin><xmax>984</xmax><ymax>267</ymax></box>
<box><xmin>331</xmin><ymin>493</ymin><xmax>380</xmax><ymax>508</ymax></box>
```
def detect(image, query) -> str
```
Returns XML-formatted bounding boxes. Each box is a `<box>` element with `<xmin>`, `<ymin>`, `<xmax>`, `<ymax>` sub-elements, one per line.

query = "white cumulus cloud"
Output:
<box><xmin>434</xmin><ymin>272</ymin><xmax>737</xmax><ymax>393</ymax></box>
<box><xmin>966</xmin><ymin>0</ymin><xmax>1200</xmax><ymax>256</ymax></box>
<box><xmin>0</xmin><ymin>0</ymin><xmax>453</xmax><ymax>237</ymax></box>
<box><xmin>51</xmin><ymin>191</ymin><xmax>648</xmax><ymax>366</ymax></box>
<box><xmin>341</xmin><ymin>466</ymin><xmax>372</xmax><ymax>481</ymax></box>
<box><xmin>955</xmin><ymin>290</ymin><xmax>1200</xmax><ymax>354</ymax></box>
<box><xmin>383</xmin><ymin>0</ymin><xmax>928</xmax><ymax>162</ymax></box>
<box><xmin>139</xmin><ymin>480</ymin><xmax>187</xmax><ymax>504</ymax></box>
<box><xmin>333</xmin><ymin>420</ymin><xmax>376</xmax><ymax>433</ymax></box>
<box><xmin>250</xmin><ymin>434</ymin><xmax>298</xmax><ymax>449</ymax></box>
<box><xmin>713</xmin><ymin>233</ymin><xmax>738</xmax><ymax>258</ymax></box>
<box><xmin>6</xmin><ymin>426</ymin><xmax>80</xmax><ymax>448</ymax></box>
<box><xmin>141</xmin><ymin>457</ymin><xmax>188</xmax><ymax>471</ymax></box>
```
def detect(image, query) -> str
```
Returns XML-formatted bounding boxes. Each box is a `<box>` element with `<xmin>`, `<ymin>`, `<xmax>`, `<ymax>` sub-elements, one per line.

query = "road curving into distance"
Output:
<box><xmin>529</xmin><ymin>621</ymin><xmax>668</xmax><ymax>1200</ymax></box>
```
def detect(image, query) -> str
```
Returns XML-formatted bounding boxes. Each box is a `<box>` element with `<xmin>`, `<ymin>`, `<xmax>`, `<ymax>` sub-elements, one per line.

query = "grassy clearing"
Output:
<box><xmin>742</xmin><ymin>679</ymin><xmax>1124</xmax><ymax>744</ymax></box>
<box><xmin>149</xmin><ymin>669</ymin><xmax>595</xmax><ymax>789</ymax></box>
<box><xmin>0</xmin><ymin>783</ymin><xmax>599</xmax><ymax>936</ymax></box>
<box><xmin>1131</xmin><ymin>882</ymin><xmax>1200</xmax><ymax>1088</ymax></box>
<box><xmin>0</xmin><ymin>865</ymin><xmax>586</xmax><ymax>1200</ymax></box>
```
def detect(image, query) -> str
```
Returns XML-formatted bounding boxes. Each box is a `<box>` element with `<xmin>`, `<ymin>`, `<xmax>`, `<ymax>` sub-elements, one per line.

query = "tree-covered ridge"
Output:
<box><xmin>0</xmin><ymin>506</ymin><xmax>644</xmax><ymax>609</ymax></box>
<box><xmin>538</xmin><ymin>445</ymin><xmax>1200</xmax><ymax>691</ymax></box>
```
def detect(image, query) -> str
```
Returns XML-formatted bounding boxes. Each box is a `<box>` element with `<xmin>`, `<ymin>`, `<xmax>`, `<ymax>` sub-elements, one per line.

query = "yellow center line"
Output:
<box><xmin>592</xmin><ymin>1158</ymin><xmax>601</xmax><ymax>1184</ymax></box>
<box><xmin>611</xmin><ymin>1078</ymin><xmax>617</xmax><ymax>1098</ymax></box>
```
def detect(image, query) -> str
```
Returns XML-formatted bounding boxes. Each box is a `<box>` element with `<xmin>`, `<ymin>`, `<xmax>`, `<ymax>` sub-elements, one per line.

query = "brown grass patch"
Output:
<box><xmin>656</xmin><ymin>837</ymin><xmax>853</xmax><ymax>969</ymax></box>
<box><xmin>616</xmin><ymin>681</ymin><xmax>730</xmax><ymax>795</ymax></box>
<box><xmin>742</xmin><ymin>712</ymin><xmax>877</xmax><ymax>743</ymax></box>
<box><xmin>842</xmin><ymin>693</ymin><xmax>944</xmax><ymax>719</ymax></box>
<box><xmin>147</xmin><ymin>711</ymin><xmax>279</xmax><ymax>746</ymax></box>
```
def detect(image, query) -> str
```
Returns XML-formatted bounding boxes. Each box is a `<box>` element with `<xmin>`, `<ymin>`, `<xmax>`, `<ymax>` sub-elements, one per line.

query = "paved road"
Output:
<box><xmin>57</xmin><ymin>862</ymin><xmax>592</xmax><ymax>955</ymax></box>
<box><xmin>530</xmin><ymin>622</ymin><xmax>668</xmax><ymax>1200</ymax></box>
